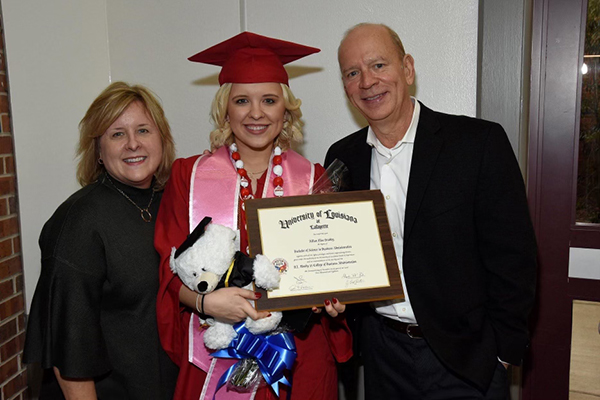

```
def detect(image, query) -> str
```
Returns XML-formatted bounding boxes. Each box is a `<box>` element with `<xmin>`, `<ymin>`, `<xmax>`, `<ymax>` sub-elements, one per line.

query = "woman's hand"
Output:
<box><xmin>204</xmin><ymin>287</ymin><xmax>270</xmax><ymax>324</ymax></box>
<box><xmin>54</xmin><ymin>367</ymin><xmax>97</xmax><ymax>400</ymax></box>
<box><xmin>312</xmin><ymin>297</ymin><xmax>345</xmax><ymax>318</ymax></box>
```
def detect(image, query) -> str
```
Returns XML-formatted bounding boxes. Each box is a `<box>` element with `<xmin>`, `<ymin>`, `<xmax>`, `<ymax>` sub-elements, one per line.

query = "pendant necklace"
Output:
<box><xmin>105</xmin><ymin>175</ymin><xmax>155</xmax><ymax>222</ymax></box>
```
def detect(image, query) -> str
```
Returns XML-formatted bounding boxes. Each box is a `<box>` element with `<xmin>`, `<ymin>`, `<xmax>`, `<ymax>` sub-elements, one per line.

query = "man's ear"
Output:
<box><xmin>403</xmin><ymin>54</ymin><xmax>415</xmax><ymax>86</ymax></box>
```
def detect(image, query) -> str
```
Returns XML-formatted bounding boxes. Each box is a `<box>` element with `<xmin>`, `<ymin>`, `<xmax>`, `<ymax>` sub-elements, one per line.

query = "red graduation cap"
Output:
<box><xmin>188</xmin><ymin>31</ymin><xmax>320</xmax><ymax>85</ymax></box>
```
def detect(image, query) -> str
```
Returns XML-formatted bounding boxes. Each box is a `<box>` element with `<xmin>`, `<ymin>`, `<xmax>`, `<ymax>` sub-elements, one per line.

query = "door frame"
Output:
<box><xmin>525</xmin><ymin>0</ymin><xmax>600</xmax><ymax>398</ymax></box>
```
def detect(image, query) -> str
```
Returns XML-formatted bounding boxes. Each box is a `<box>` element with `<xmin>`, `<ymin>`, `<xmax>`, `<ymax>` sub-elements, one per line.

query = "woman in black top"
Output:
<box><xmin>24</xmin><ymin>82</ymin><xmax>178</xmax><ymax>399</ymax></box>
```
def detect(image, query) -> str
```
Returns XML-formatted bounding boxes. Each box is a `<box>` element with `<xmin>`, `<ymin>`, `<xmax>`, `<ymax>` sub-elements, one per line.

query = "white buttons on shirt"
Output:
<box><xmin>392</xmin><ymin>232</ymin><xmax>397</xmax><ymax>238</ymax></box>
<box><xmin>386</xmin><ymin>195</ymin><xmax>391</xmax><ymax>200</ymax></box>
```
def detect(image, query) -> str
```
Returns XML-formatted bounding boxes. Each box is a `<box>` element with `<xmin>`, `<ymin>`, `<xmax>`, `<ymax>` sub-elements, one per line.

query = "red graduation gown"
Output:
<box><xmin>155</xmin><ymin>154</ymin><xmax>352</xmax><ymax>400</ymax></box>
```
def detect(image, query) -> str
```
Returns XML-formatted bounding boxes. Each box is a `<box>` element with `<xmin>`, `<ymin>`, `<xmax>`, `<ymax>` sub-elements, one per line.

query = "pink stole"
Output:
<box><xmin>187</xmin><ymin>145</ymin><xmax>314</xmax><ymax>400</ymax></box>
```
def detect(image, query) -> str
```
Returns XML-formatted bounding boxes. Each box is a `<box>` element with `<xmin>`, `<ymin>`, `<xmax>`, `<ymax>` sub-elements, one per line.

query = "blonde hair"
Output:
<box><xmin>209</xmin><ymin>83</ymin><xmax>303</xmax><ymax>151</ymax></box>
<box><xmin>76</xmin><ymin>82</ymin><xmax>175</xmax><ymax>190</ymax></box>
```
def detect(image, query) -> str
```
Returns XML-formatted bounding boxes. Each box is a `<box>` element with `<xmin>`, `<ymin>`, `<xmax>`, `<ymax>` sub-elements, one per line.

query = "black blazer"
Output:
<box><xmin>325</xmin><ymin>102</ymin><xmax>537</xmax><ymax>390</ymax></box>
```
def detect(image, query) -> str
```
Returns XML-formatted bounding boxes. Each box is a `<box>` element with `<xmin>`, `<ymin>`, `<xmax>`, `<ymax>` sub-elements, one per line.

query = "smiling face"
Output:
<box><xmin>98</xmin><ymin>101</ymin><xmax>163</xmax><ymax>189</ymax></box>
<box><xmin>226</xmin><ymin>82</ymin><xmax>286</xmax><ymax>156</ymax></box>
<box><xmin>338</xmin><ymin>25</ymin><xmax>415</xmax><ymax>129</ymax></box>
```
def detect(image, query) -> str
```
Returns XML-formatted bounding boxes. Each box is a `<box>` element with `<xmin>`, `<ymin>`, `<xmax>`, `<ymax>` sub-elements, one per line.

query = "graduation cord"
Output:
<box><xmin>230</xmin><ymin>143</ymin><xmax>284</xmax><ymax>200</ymax></box>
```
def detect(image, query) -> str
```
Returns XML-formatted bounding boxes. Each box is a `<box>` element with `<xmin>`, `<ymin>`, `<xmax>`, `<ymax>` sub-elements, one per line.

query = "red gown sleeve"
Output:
<box><xmin>155</xmin><ymin>156</ymin><xmax>199</xmax><ymax>366</ymax></box>
<box><xmin>313</xmin><ymin>163</ymin><xmax>353</xmax><ymax>363</ymax></box>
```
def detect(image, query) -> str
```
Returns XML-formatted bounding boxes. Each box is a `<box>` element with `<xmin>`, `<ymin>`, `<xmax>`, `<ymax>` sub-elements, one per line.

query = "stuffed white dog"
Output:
<box><xmin>170</xmin><ymin>216</ymin><xmax>282</xmax><ymax>350</ymax></box>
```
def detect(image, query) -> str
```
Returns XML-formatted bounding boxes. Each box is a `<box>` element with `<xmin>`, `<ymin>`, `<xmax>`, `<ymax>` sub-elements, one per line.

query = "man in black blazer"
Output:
<box><xmin>326</xmin><ymin>23</ymin><xmax>537</xmax><ymax>399</ymax></box>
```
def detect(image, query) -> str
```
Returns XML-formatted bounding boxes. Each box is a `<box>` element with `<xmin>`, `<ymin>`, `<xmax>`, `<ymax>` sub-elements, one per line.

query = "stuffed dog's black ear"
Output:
<box><xmin>174</xmin><ymin>216</ymin><xmax>212</xmax><ymax>259</ymax></box>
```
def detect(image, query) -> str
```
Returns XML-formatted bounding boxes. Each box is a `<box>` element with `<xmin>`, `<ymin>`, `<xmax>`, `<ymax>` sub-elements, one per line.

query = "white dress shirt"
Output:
<box><xmin>369</xmin><ymin>98</ymin><xmax>420</xmax><ymax>323</ymax></box>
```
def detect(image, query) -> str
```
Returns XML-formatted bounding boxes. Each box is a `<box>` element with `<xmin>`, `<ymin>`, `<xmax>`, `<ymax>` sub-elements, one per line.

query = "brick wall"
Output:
<box><xmin>0</xmin><ymin>12</ymin><xmax>29</xmax><ymax>400</ymax></box>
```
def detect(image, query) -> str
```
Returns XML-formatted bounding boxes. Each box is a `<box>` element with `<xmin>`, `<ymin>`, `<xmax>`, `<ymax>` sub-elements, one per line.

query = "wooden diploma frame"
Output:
<box><xmin>245</xmin><ymin>190</ymin><xmax>404</xmax><ymax>311</ymax></box>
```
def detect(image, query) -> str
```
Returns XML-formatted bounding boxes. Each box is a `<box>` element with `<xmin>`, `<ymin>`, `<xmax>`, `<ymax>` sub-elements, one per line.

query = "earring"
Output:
<box><xmin>98</xmin><ymin>158</ymin><xmax>104</xmax><ymax>165</ymax></box>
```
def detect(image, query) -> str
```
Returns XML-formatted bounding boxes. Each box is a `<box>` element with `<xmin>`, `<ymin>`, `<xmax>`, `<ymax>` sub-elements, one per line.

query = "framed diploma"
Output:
<box><xmin>245</xmin><ymin>190</ymin><xmax>404</xmax><ymax>311</ymax></box>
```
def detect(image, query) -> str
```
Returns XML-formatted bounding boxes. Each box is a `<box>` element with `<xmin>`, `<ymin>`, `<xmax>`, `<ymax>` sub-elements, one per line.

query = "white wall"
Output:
<box><xmin>244</xmin><ymin>0</ymin><xmax>478</xmax><ymax>163</ymax></box>
<box><xmin>105</xmin><ymin>0</ymin><xmax>478</xmax><ymax>163</ymax></box>
<box><xmin>1</xmin><ymin>0</ymin><xmax>111</xmax><ymax>311</ymax></box>
<box><xmin>2</xmin><ymin>0</ymin><xmax>478</xmax><ymax>310</ymax></box>
<box><xmin>105</xmin><ymin>0</ymin><xmax>241</xmax><ymax>158</ymax></box>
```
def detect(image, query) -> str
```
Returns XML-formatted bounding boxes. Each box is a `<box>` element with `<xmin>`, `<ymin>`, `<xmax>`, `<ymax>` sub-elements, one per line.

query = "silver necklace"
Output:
<box><xmin>105</xmin><ymin>175</ymin><xmax>155</xmax><ymax>222</ymax></box>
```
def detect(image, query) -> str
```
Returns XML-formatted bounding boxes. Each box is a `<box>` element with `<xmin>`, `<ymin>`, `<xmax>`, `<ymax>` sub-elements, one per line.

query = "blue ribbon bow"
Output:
<box><xmin>211</xmin><ymin>322</ymin><xmax>297</xmax><ymax>398</ymax></box>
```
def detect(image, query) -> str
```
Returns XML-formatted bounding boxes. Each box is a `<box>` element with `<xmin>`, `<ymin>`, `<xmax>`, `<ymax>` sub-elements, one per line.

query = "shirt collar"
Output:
<box><xmin>366</xmin><ymin>97</ymin><xmax>420</xmax><ymax>151</ymax></box>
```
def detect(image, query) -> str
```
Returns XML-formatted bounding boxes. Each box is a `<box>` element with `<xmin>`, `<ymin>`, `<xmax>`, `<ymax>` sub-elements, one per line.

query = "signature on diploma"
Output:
<box><xmin>343</xmin><ymin>272</ymin><xmax>365</xmax><ymax>287</ymax></box>
<box><xmin>289</xmin><ymin>275</ymin><xmax>313</xmax><ymax>292</ymax></box>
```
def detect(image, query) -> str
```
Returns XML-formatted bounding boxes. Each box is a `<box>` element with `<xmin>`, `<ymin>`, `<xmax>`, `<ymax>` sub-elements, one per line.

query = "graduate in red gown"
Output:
<box><xmin>154</xmin><ymin>32</ymin><xmax>352</xmax><ymax>400</ymax></box>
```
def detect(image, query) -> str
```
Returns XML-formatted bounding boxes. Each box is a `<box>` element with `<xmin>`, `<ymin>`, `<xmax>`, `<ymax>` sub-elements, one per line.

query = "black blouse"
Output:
<box><xmin>24</xmin><ymin>173</ymin><xmax>178</xmax><ymax>400</ymax></box>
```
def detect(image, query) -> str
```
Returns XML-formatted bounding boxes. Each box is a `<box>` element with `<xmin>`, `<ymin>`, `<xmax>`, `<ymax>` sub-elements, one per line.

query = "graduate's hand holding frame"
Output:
<box><xmin>312</xmin><ymin>297</ymin><xmax>346</xmax><ymax>318</ymax></box>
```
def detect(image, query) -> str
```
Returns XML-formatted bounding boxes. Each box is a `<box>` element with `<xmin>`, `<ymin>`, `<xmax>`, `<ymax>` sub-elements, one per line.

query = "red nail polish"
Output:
<box><xmin>324</xmin><ymin>299</ymin><xmax>331</xmax><ymax>306</ymax></box>
<box><xmin>255</xmin><ymin>292</ymin><xmax>262</xmax><ymax>299</ymax></box>
<box><xmin>267</xmin><ymin>313</ymin><xmax>272</xmax><ymax>317</ymax></box>
<box><xmin>332</xmin><ymin>298</ymin><xmax>338</xmax><ymax>304</ymax></box>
